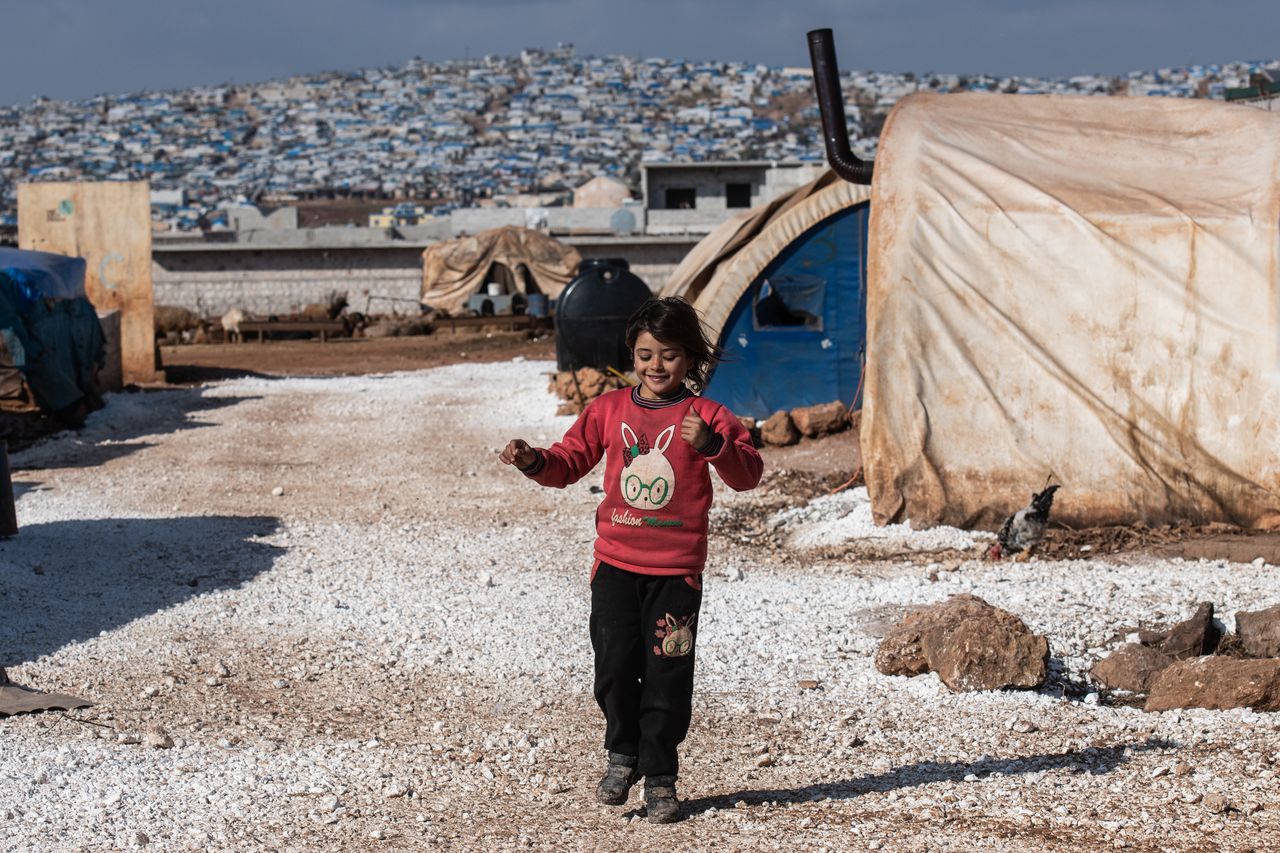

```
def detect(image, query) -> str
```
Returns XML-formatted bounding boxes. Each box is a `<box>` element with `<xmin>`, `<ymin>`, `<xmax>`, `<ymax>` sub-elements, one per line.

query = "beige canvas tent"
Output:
<box><xmin>421</xmin><ymin>226</ymin><xmax>581</xmax><ymax>314</ymax></box>
<box><xmin>863</xmin><ymin>92</ymin><xmax>1280</xmax><ymax>530</ymax></box>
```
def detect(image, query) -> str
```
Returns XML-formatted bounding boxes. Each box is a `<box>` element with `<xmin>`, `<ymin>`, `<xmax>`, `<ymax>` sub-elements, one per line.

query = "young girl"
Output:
<box><xmin>500</xmin><ymin>296</ymin><xmax>763</xmax><ymax>824</ymax></box>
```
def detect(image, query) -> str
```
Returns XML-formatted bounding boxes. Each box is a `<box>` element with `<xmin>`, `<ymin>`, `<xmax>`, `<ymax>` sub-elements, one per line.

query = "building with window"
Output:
<box><xmin>641</xmin><ymin>161</ymin><xmax>823</xmax><ymax>235</ymax></box>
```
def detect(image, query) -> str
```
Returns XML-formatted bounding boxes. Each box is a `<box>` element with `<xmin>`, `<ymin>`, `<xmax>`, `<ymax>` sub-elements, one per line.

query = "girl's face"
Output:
<box><xmin>633</xmin><ymin>331</ymin><xmax>690</xmax><ymax>399</ymax></box>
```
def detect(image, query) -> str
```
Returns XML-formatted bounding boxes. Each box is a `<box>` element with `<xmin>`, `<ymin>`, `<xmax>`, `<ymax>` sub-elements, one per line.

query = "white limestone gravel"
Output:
<box><xmin>769</xmin><ymin>488</ymin><xmax>990</xmax><ymax>552</ymax></box>
<box><xmin>1</xmin><ymin>360</ymin><xmax>1278</xmax><ymax>852</ymax></box>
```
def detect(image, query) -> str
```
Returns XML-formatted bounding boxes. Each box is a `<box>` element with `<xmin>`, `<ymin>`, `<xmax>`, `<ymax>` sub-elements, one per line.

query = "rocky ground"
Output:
<box><xmin>2</xmin><ymin>360</ymin><xmax>1279</xmax><ymax>853</ymax></box>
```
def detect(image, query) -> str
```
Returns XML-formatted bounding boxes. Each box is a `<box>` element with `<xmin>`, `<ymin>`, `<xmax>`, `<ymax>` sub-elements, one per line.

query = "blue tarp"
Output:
<box><xmin>704</xmin><ymin>203</ymin><xmax>870</xmax><ymax>420</ymax></box>
<box><xmin>0</xmin><ymin>249</ymin><xmax>104</xmax><ymax>416</ymax></box>
<box><xmin>0</xmin><ymin>248</ymin><xmax>86</xmax><ymax>301</ymax></box>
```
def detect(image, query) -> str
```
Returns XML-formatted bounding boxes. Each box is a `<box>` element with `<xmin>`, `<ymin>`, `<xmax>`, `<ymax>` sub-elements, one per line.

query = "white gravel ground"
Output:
<box><xmin>2</xmin><ymin>360</ymin><xmax>1278</xmax><ymax>852</ymax></box>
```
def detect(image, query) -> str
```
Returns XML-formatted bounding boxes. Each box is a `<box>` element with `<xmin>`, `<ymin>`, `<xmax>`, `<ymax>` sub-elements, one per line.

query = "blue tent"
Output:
<box><xmin>0</xmin><ymin>247</ymin><xmax>87</xmax><ymax>301</ymax></box>
<box><xmin>661</xmin><ymin>172</ymin><xmax>873</xmax><ymax>420</ymax></box>
<box><xmin>0</xmin><ymin>248</ymin><xmax>104</xmax><ymax>417</ymax></box>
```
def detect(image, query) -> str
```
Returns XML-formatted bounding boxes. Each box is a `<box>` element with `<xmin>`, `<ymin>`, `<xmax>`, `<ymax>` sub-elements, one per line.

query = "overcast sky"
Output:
<box><xmin>2</xmin><ymin>0</ymin><xmax>1275</xmax><ymax>106</ymax></box>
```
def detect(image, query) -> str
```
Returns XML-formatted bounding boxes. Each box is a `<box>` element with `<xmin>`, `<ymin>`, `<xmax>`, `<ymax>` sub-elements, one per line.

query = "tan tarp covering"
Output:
<box><xmin>865</xmin><ymin>92</ymin><xmax>1280</xmax><ymax>530</ymax></box>
<box><xmin>420</xmin><ymin>226</ymin><xmax>581</xmax><ymax>315</ymax></box>
<box><xmin>662</xmin><ymin>170</ymin><xmax>872</xmax><ymax>338</ymax></box>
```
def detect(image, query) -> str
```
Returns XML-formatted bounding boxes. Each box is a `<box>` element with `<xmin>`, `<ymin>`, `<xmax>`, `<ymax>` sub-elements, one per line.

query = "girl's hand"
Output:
<box><xmin>680</xmin><ymin>410</ymin><xmax>711</xmax><ymax>451</ymax></box>
<box><xmin>499</xmin><ymin>438</ymin><xmax>537</xmax><ymax>469</ymax></box>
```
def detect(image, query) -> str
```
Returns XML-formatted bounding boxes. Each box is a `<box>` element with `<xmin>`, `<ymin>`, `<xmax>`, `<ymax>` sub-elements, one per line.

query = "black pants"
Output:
<box><xmin>590</xmin><ymin>561</ymin><xmax>703</xmax><ymax>778</ymax></box>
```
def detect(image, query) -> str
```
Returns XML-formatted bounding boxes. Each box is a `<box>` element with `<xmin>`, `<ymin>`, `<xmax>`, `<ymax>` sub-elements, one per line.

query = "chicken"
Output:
<box><xmin>988</xmin><ymin>484</ymin><xmax>1060</xmax><ymax>560</ymax></box>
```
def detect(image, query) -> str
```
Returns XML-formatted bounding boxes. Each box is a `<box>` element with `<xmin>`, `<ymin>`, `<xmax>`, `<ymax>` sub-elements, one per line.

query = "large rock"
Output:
<box><xmin>790</xmin><ymin>401</ymin><xmax>849</xmax><ymax>438</ymax></box>
<box><xmin>1091</xmin><ymin>643</ymin><xmax>1174</xmax><ymax>693</ymax></box>
<box><xmin>1145</xmin><ymin>657</ymin><xmax>1280</xmax><ymax>712</ymax></box>
<box><xmin>760</xmin><ymin>411</ymin><xmax>800</xmax><ymax>447</ymax></box>
<box><xmin>922</xmin><ymin>617</ymin><xmax>1049</xmax><ymax>692</ymax></box>
<box><xmin>876</xmin><ymin>594</ymin><xmax>1002</xmax><ymax>676</ymax></box>
<box><xmin>1139</xmin><ymin>602</ymin><xmax>1222</xmax><ymax>660</ymax></box>
<box><xmin>1235</xmin><ymin>605</ymin><xmax>1280</xmax><ymax>658</ymax></box>
<box><xmin>876</xmin><ymin>594</ymin><xmax>1049</xmax><ymax>691</ymax></box>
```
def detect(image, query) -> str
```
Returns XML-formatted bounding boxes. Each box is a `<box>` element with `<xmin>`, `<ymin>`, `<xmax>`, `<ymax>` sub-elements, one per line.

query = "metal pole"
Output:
<box><xmin>0</xmin><ymin>441</ymin><xmax>17</xmax><ymax>538</ymax></box>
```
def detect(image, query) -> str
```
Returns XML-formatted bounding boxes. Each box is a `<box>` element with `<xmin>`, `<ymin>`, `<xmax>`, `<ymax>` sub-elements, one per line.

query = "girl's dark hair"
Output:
<box><xmin>625</xmin><ymin>296</ymin><xmax>722</xmax><ymax>392</ymax></box>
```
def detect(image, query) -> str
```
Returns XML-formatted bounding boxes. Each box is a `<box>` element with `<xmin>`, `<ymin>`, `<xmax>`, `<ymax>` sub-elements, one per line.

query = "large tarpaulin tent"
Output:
<box><xmin>421</xmin><ymin>226</ymin><xmax>581</xmax><ymax>314</ymax></box>
<box><xmin>0</xmin><ymin>248</ymin><xmax>105</xmax><ymax>417</ymax></box>
<box><xmin>864</xmin><ymin>92</ymin><xmax>1280</xmax><ymax>530</ymax></box>
<box><xmin>662</xmin><ymin>171</ymin><xmax>872</xmax><ymax>418</ymax></box>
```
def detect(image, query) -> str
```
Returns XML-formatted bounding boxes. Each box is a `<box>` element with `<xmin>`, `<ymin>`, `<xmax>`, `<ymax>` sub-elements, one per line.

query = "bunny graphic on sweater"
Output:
<box><xmin>620</xmin><ymin>422</ymin><xmax>676</xmax><ymax>511</ymax></box>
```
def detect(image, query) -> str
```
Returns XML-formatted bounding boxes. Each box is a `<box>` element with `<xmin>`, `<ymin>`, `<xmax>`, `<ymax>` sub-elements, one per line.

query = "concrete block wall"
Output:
<box><xmin>151</xmin><ymin>236</ymin><xmax>695</xmax><ymax>317</ymax></box>
<box><xmin>449</xmin><ymin>209</ymin><xmax>526</xmax><ymax>234</ymax></box>
<box><xmin>152</xmin><ymin>247</ymin><xmax>424</xmax><ymax>317</ymax></box>
<box><xmin>645</xmin><ymin>209</ymin><xmax>724</xmax><ymax>235</ymax></box>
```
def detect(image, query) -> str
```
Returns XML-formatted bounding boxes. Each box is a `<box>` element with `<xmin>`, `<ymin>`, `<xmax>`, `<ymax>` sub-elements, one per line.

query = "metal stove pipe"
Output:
<box><xmin>807</xmin><ymin>28</ymin><xmax>874</xmax><ymax>185</ymax></box>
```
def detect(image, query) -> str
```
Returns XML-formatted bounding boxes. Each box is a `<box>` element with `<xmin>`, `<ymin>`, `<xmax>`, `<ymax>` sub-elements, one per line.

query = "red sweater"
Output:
<box><xmin>522</xmin><ymin>386</ymin><xmax>763</xmax><ymax>576</ymax></box>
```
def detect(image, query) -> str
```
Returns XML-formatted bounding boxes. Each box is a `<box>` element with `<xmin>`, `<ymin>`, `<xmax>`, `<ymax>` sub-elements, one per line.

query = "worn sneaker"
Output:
<box><xmin>644</xmin><ymin>775</ymin><xmax>681</xmax><ymax>824</ymax></box>
<box><xmin>595</xmin><ymin>752</ymin><xmax>640</xmax><ymax>805</ymax></box>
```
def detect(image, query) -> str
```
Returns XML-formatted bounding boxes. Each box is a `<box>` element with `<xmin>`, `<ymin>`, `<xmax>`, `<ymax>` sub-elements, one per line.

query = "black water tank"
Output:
<box><xmin>555</xmin><ymin>259</ymin><xmax>651</xmax><ymax>372</ymax></box>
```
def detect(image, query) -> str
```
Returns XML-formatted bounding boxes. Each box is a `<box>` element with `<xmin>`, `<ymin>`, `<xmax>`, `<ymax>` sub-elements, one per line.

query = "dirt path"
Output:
<box><xmin>1</xmin><ymin>361</ymin><xmax>1278</xmax><ymax>852</ymax></box>
<box><xmin>159</xmin><ymin>330</ymin><xmax>555</xmax><ymax>384</ymax></box>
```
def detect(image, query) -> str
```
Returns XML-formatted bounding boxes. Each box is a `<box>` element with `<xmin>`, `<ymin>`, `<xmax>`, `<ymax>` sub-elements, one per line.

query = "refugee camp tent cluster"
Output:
<box><xmin>0</xmin><ymin>248</ymin><xmax>106</xmax><ymax>425</ymax></box>
<box><xmin>661</xmin><ymin>170</ymin><xmax>872</xmax><ymax>419</ymax></box>
<box><xmin>670</xmin><ymin>92</ymin><xmax>1280</xmax><ymax>532</ymax></box>
<box><xmin>862</xmin><ymin>92</ymin><xmax>1280</xmax><ymax>530</ymax></box>
<box><xmin>420</xmin><ymin>226</ymin><xmax>581</xmax><ymax>315</ymax></box>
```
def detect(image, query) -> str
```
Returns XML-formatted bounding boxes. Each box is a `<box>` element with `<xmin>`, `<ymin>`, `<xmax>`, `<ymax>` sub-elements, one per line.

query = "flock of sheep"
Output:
<box><xmin>152</xmin><ymin>292</ymin><xmax>362</xmax><ymax>344</ymax></box>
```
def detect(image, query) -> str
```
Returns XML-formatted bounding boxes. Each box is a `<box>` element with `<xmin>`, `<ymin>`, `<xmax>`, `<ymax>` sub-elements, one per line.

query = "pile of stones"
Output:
<box><xmin>547</xmin><ymin>367</ymin><xmax>629</xmax><ymax>415</ymax></box>
<box><xmin>741</xmin><ymin>402</ymin><xmax>853</xmax><ymax>448</ymax></box>
<box><xmin>1091</xmin><ymin>602</ymin><xmax>1280</xmax><ymax>712</ymax></box>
